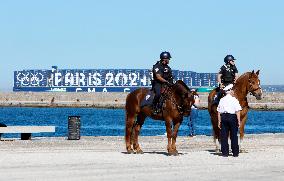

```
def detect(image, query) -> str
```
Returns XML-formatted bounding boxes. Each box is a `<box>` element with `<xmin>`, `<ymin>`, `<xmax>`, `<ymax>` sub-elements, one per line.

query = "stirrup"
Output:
<box><xmin>153</xmin><ymin>108</ymin><xmax>161</xmax><ymax>115</ymax></box>
<box><xmin>213</xmin><ymin>99</ymin><xmax>219</xmax><ymax>105</ymax></box>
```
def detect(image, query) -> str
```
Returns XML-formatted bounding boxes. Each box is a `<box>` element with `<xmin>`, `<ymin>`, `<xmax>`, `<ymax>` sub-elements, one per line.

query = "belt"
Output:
<box><xmin>221</xmin><ymin>112</ymin><xmax>236</xmax><ymax>115</ymax></box>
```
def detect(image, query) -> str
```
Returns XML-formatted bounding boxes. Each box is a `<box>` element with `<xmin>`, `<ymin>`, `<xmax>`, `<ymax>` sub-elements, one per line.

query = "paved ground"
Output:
<box><xmin>0</xmin><ymin>134</ymin><xmax>284</xmax><ymax>181</ymax></box>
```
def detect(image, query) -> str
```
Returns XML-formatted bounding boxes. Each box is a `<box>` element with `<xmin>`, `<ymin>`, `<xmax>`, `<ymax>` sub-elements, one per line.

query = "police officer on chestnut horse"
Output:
<box><xmin>214</xmin><ymin>55</ymin><xmax>239</xmax><ymax>104</ymax></box>
<box><xmin>152</xmin><ymin>51</ymin><xmax>174</xmax><ymax>114</ymax></box>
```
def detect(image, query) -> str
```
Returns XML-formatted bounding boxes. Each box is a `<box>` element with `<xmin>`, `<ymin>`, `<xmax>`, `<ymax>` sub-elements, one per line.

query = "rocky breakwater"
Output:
<box><xmin>0</xmin><ymin>92</ymin><xmax>283</xmax><ymax>110</ymax></box>
<box><xmin>0</xmin><ymin>92</ymin><xmax>127</xmax><ymax>108</ymax></box>
<box><xmin>193</xmin><ymin>92</ymin><xmax>284</xmax><ymax>110</ymax></box>
<box><xmin>247</xmin><ymin>92</ymin><xmax>284</xmax><ymax>110</ymax></box>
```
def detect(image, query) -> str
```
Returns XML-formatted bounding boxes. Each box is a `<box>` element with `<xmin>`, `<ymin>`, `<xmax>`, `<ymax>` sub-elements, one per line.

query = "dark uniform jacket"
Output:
<box><xmin>152</xmin><ymin>61</ymin><xmax>173</xmax><ymax>85</ymax></box>
<box><xmin>219</xmin><ymin>64</ymin><xmax>238</xmax><ymax>86</ymax></box>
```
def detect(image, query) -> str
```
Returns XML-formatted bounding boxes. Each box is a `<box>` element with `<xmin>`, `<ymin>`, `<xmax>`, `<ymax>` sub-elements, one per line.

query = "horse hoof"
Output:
<box><xmin>215</xmin><ymin>149</ymin><xmax>221</xmax><ymax>153</ymax></box>
<box><xmin>135</xmin><ymin>149</ymin><xmax>144</xmax><ymax>154</ymax></box>
<box><xmin>127</xmin><ymin>149</ymin><xmax>135</xmax><ymax>154</ymax></box>
<box><xmin>168</xmin><ymin>151</ymin><xmax>178</xmax><ymax>156</ymax></box>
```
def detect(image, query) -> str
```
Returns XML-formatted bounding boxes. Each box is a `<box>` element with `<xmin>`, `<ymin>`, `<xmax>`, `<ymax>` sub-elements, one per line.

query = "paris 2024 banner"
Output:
<box><xmin>14</xmin><ymin>67</ymin><xmax>217</xmax><ymax>92</ymax></box>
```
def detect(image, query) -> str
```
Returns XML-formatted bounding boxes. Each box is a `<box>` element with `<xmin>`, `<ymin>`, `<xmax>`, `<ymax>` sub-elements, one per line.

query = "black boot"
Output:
<box><xmin>152</xmin><ymin>95</ymin><xmax>161</xmax><ymax>115</ymax></box>
<box><xmin>153</xmin><ymin>107</ymin><xmax>161</xmax><ymax>115</ymax></box>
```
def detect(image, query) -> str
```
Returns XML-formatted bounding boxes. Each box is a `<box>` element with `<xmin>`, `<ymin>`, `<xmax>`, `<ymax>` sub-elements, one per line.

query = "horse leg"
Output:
<box><xmin>209</xmin><ymin>102</ymin><xmax>221</xmax><ymax>152</ymax></box>
<box><xmin>125</xmin><ymin>113</ymin><xmax>135</xmax><ymax>154</ymax></box>
<box><xmin>211</xmin><ymin>113</ymin><xmax>221</xmax><ymax>152</ymax></box>
<box><xmin>171</xmin><ymin>120</ymin><xmax>182</xmax><ymax>156</ymax></box>
<box><xmin>165</xmin><ymin>119</ymin><xmax>175</xmax><ymax>155</ymax></box>
<box><xmin>215</xmin><ymin>130</ymin><xmax>221</xmax><ymax>152</ymax></box>
<box><xmin>213</xmin><ymin>132</ymin><xmax>221</xmax><ymax>153</ymax></box>
<box><xmin>133</xmin><ymin>113</ymin><xmax>146</xmax><ymax>154</ymax></box>
<box><xmin>208</xmin><ymin>92</ymin><xmax>221</xmax><ymax>152</ymax></box>
<box><xmin>239</xmin><ymin>114</ymin><xmax>248</xmax><ymax>153</ymax></box>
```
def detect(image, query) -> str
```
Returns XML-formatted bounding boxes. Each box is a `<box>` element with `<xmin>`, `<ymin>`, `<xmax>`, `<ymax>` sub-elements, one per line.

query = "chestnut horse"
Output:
<box><xmin>125</xmin><ymin>80</ymin><xmax>197</xmax><ymax>156</ymax></box>
<box><xmin>208</xmin><ymin>70</ymin><xmax>262</xmax><ymax>152</ymax></box>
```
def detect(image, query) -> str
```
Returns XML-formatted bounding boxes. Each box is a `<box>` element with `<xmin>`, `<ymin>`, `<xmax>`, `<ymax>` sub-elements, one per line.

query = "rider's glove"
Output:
<box><xmin>165</xmin><ymin>81</ymin><xmax>173</xmax><ymax>87</ymax></box>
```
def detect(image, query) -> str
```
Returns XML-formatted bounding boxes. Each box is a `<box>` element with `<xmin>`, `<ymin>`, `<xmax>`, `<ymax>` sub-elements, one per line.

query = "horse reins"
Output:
<box><xmin>163</xmin><ymin>85</ymin><xmax>191</xmax><ymax>115</ymax></box>
<box><xmin>248</xmin><ymin>78</ymin><xmax>261</xmax><ymax>94</ymax></box>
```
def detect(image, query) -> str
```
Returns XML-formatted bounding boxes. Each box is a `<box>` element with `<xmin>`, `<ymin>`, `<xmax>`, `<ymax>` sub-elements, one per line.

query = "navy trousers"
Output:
<box><xmin>220</xmin><ymin>113</ymin><xmax>239</xmax><ymax>156</ymax></box>
<box><xmin>152</xmin><ymin>83</ymin><xmax>162</xmax><ymax>109</ymax></box>
<box><xmin>153</xmin><ymin>83</ymin><xmax>162</xmax><ymax>98</ymax></box>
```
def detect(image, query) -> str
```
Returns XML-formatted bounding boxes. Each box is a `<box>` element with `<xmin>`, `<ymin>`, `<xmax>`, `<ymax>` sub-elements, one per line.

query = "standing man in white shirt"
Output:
<box><xmin>217</xmin><ymin>84</ymin><xmax>242</xmax><ymax>157</ymax></box>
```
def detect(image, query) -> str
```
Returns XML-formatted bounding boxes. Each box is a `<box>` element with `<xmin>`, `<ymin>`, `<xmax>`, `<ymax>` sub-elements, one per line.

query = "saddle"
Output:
<box><xmin>140</xmin><ymin>90</ymin><xmax>155</xmax><ymax>108</ymax></box>
<box><xmin>213</xmin><ymin>88</ymin><xmax>225</xmax><ymax>105</ymax></box>
<box><xmin>140</xmin><ymin>90</ymin><xmax>167</xmax><ymax>111</ymax></box>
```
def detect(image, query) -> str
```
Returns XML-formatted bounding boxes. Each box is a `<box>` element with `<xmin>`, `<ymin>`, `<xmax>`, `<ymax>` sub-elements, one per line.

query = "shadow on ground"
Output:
<box><xmin>121</xmin><ymin>151</ymin><xmax>187</xmax><ymax>156</ymax></box>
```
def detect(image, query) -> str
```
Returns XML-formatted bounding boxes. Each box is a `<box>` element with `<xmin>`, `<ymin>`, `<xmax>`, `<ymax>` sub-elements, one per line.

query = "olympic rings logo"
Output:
<box><xmin>16</xmin><ymin>72</ymin><xmax>44</xmax><ymax>86</ymax></box>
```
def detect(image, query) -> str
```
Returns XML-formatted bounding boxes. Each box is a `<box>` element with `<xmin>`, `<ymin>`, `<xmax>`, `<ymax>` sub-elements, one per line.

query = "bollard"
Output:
<box><xmin>0</xmin><ymin>123</ymin><xmax>7</xmax><ymax>139</ymax></box>
<box><xmin>68</xmin><ymin>116</ymin><xmax>81</xmax><ymax>140</ymax></box>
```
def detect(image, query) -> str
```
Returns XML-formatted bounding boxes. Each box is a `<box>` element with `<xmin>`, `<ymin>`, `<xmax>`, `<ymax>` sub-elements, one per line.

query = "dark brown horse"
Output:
<box><xmin>208</xmin><ymin>70</ymin><xmax>262</xmax><ymax>152</ymax></box>
<box><xmin>125</xmin><ymin>80</ymin><xmax>198</xmax><ymax>155</ymax></box>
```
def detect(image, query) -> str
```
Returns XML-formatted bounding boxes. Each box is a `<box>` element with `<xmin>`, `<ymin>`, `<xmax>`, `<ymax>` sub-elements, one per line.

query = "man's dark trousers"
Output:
<box><xmin>153</xmin><ymin>83</ymin><xmax>162</xmax><ymax>109</ymax></box>
<box><xmin>220</xmin><ymin>113</ymin><xmax>239</xmax><ymax>156</ymax></box>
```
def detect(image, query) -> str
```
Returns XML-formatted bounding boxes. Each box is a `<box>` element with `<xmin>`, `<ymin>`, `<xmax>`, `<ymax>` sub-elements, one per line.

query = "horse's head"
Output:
<box><xmin>180</xmin><ymin>91</ymin><xmax>197</xmax><ymax>116</ymax></box>
<box><xmin>173</xmin><ymin>80</ymin><xmax>198</xmax><ymax>116</ymax></box>
<box><xmin>248</xmin><ymin>70</ymin><xmax>262</xmax><ymax>100</ymax></box>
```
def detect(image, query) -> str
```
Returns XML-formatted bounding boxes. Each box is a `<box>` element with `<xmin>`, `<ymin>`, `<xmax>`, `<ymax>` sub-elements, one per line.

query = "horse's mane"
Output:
<box><xmin>234</xmin><ymin>72</ymin><xmax>252</xmax><ymax>89</ymax></box>
<box><xmin>236</xmin><ymin>72</ymin><xmax>250</xmax><ymax>82</ymax></box>
<box><xmin>175</xmin><ymin>80</ymin><xmax>191</xmax><ymax>92</ymax></box>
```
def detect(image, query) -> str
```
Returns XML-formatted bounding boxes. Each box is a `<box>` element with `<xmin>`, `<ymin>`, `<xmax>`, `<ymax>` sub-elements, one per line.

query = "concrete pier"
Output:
<box><xmin>0</xmin><ymin>134</ymin><xmax>284</xmax><ymax>181</ymax></box>
<box><xmin>0</xmin><ymin>92</ymin><xmax>283</xmax><ymax>110</ymax></box>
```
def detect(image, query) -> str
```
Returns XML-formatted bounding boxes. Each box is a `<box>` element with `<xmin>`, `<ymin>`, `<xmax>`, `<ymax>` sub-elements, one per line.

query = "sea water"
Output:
<box><xmin>0</xmin><ymin>107</ymin><xmax>283</xmax><ymax>138</ymax></box>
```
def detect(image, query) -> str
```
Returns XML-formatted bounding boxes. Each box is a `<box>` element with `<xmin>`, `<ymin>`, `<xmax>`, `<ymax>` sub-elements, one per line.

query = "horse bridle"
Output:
<box><xmin>248</xmin><ymin>77</ymin><xmax>261</xmax><ymax>96</ymax></box>
<box><xmin>164</xmin><ymin>86</ymin><xmax>193</xmax><ymax>116</ymax></box>
<box><xmin>181</xmin><ymin>93</ymin><xmax>194</xmax><ymax>116</ymax></box>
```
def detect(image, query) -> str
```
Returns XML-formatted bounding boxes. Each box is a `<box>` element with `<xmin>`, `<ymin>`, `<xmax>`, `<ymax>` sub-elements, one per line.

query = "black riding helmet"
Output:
<box><xmin>224</xmin><ymin>55</ymin><xmax>236</xmax><ymax>64</ymax></box>
<box><xmin>160</xmin><ymin>51</ymin><xmax>172</xmax><ymax>60</ymax></box>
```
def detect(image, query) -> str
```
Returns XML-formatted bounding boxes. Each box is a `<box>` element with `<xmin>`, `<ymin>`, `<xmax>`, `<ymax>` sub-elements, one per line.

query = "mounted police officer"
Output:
<box><xmin>218</xmin><ymin>55</ymin><xmax>239</xmax><ymax>87</ymax></box>
<box><xmin>152</xmin><ymin>51</ymin><xmax>174</xmax><ymax>114</ymax></box>
<box><xmin>214</xmin><ymin>55</ymin><xmax>239</xmax><ymax>104</ymax></box>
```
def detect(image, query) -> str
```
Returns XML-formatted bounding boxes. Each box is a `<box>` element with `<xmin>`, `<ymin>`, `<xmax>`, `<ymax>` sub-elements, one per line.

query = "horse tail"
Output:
<box><xmin>208</xmin><ymin>89</ymin><xmax>220</xmax><ymax>143</ymax></box>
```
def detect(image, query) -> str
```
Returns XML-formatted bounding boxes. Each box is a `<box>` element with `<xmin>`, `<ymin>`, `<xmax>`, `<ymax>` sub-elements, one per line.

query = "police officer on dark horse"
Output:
<box><xmin>152</xmin><ymin>51</ymin><xmax>174</xmax><ymax>114</ymax></box>
<box><xmin>214</xmin><ymin>55</ymin><xmax>239</xmax><ymax>104</ymax></box>
<box><xmin>125</xmin><ymin>51</ymin><xmax>198</xmax><ymax>155</ymax></box>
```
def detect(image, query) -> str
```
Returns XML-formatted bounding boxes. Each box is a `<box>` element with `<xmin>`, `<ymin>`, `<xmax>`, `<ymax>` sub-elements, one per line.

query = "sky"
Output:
<box><xmin>0</xmin><ymin>0</ymin><xmax>283</xmax><ymax>91</ymax></box>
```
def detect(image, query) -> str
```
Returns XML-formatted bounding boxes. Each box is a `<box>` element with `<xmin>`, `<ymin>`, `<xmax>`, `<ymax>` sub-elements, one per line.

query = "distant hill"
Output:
<box><xmin>262</xmin><ymin>85</ymin><xmax>284</xmax><ymax>92</ymax></box>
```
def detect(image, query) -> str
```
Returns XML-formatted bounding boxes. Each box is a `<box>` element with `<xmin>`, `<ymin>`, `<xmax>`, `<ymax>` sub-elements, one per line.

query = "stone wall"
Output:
<box><xmin>0</xmin><ymin>92</ymin><xmax>283</xmax><ymax>110</ymax></box>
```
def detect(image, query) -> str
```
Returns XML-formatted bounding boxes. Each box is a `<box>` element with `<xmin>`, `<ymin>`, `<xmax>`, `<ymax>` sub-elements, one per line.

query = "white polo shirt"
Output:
<box><xmin>217</xmin><ymin>94</ymin><xmax>242</xmax><ymax>114</ymax></box>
